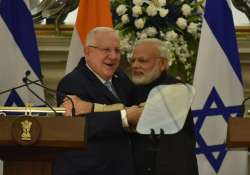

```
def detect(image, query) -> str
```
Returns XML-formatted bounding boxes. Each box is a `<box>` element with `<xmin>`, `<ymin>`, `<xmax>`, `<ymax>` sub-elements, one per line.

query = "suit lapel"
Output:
<box><xmin>79</xmin><ymin>63</ymin><xmax>121</xmax><ymax>103</ymax></box>
<box><xmin>91</xmin><ymin>83</ymin><xmax>120</xmax><ymax>103</ymax></box>
<box><xmin>112</xmin><ymin>75</ymin><xmax>127</xmax><ymax>103</ymax></box>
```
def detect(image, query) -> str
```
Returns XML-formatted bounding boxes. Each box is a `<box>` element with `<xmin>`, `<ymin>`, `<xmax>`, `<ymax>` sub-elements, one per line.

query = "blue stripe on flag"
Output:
<box><xmin>204</xmin><ymin>0</ymin><xmax>242</xmax><ymax>83</ymax></box>
<box><xmin>5</xmin><ymin>90</ymin><xmax>25</xmax><ymax>106</ymax></box>
<box><xmin>0</xmin><ymin>0</ymin><xmax>42</xmax><ymax>79</ymax></box>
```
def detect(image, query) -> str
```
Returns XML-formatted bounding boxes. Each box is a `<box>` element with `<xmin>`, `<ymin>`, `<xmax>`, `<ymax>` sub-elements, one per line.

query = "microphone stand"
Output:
<box><xmin>0</xmin><ymin>80</ymin><xmax>40</xmax><ymax>95</ymax></box>
<box><xmin>22</xmin><ymin>77</ymin><xmax>57</xmax><ymax>115</ymax></box>
<box><xmin>0</xmin><ymin>70</ymin><xmax>72</xmax><ymax>116</ymax></box>
<box><xmin>239</xmin><ymin>97</ymin><xmax>250</xmax><ymax>156</ymax></box>
<box><xmin>146</xmin><ymin>129</ymin><xmax>164</xmax><ymax>175</ymax></box>
<box><xmin>24</xmin><ymin>77</ymin><xmax>76</xmax><ymax>116</ymax></box>
<box><xmin>239</xmin><ymin>97</ymin><xmax>250</xmax><ymax>117</ymax></box>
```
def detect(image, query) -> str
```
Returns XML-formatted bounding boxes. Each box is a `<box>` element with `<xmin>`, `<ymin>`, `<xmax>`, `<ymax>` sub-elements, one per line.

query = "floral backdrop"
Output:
<box><xmin>111</xmin><ymin>0</ymin><xmax>204</xmax><ymax>82</ymax></box>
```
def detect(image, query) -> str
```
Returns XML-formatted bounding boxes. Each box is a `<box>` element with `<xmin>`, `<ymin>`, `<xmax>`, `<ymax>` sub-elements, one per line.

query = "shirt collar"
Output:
<box><xmin>86</xmin><ymin>63</ymin><xmax>112</xmax><ymax>84</ymax></box>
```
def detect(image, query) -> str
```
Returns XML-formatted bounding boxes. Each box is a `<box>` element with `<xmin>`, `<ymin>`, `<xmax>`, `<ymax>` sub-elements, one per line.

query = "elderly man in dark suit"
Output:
<box><xmin>53</xmin><ymin>27</ymin><xmax>141</xmax><ymax>175</ymax></box>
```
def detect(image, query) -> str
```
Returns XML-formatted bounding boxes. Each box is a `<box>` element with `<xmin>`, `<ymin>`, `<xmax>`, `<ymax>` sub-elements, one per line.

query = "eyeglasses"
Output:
<box><xmin>88</xmin><ymin>45</ymin><xmax>121</xmax><ymax>55</ymax></box>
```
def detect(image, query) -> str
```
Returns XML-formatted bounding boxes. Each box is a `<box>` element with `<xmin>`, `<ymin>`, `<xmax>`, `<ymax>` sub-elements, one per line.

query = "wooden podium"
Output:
<box><xmin>0</xmin><ymin>116</ymin><xmax>86</xmax><ymax>175</ymax></box>
<box><xmin>227</xmin><ymin>117</ymin><xmax>250</xmax><ymax>148</ymax></box>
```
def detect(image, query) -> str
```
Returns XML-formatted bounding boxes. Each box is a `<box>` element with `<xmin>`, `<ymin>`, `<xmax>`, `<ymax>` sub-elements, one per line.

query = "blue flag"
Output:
<box><xmin>191</xmin><ymin>0</ymin><xmax>247</xmax><ymax>174</ymax></box>
<box><xmin>0</xmin><ymin>0</ymin><xmax>44</xmax><ymax>107</ymax></box>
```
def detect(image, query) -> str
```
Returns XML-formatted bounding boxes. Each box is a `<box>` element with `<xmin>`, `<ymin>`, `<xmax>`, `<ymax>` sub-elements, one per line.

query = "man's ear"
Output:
<box><xmin>160</xmin><ymin>58</ymin><xmax>168</xmax><ymax>71</ymax></box>
<box><xmin>84</xmin><ymin>46</ymin><xmax>90</xmax><ymax>56</ymax></box>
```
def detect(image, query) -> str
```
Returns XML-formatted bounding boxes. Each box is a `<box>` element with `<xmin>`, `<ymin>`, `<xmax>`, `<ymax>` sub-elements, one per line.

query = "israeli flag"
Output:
<box><xmin>0</xmin><ymin>0</ymin><xmax>44</xmax><ymax>108</ymax></box>
<box><xmin>191</xmin><ymin>0</ymin><xmax>248</xmax><ymax>174</ymax></box>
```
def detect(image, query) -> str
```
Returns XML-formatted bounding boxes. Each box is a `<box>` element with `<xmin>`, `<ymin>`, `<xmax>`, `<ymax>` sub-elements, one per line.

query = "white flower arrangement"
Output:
<box><xmin>112</xmin><ymin>0</ymin><xmax>204</xmax><ymax>82</ymax></box>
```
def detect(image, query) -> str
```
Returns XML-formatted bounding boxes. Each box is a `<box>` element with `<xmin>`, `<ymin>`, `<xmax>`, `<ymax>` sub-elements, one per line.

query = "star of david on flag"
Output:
<box><xmin>0</xmin><ymin>0</ymin><xmax>44</xmax><ymax>108</ymax></box>
<box><xmin>191</xmin><ymin>0</ymin><xmax>248</xmax><ymax>174</ymax></box>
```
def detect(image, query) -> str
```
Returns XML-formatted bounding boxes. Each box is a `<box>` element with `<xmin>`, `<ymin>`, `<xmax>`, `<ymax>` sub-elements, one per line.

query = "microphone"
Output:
<box><xmin>25</xmin><ymin>70</ymin><xmax>31</xmax><ymax>78</ymax></box>
<box><xmin>22</xmin><ymin>73</ymin><xmax>58</xmax><ymax>115</ymax></box>
<box><xmin>239</xmin><ymin>97</ymin><xmax>250</xmax><ymax>117</ymax></box>
<box><xmin>23</xmin><ymin>70</ymin><xmax>76</xmax><ymax>116</ymax></box>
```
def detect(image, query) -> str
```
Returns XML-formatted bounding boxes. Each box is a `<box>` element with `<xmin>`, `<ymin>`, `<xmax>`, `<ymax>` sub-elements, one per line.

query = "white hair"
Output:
<box><xmin>134</xmin><ymin>38</ymin><xmax>171</xmax><ymax>60</ymax></box>
<box><xmin>85</xmin><ymin>27</ymin><xmax>119</xmax><ymax>46</ymax></box>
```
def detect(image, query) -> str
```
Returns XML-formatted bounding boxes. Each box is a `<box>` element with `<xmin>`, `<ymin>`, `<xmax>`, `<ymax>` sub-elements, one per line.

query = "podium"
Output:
<box><xmin>227</xmin><ymin>117</ymin><xmax>250</xmax><ymax>148</ymax></box>
<box><xmin>0</xmin><ymin>116</ymin><xmax>86</xmax><ymax>175</ymax></box>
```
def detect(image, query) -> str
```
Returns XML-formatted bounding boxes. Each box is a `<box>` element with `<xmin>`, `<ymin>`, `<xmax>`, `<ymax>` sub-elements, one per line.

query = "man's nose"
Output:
<box><xmin>131</xmin><ymin>60</ymin><xmax>140</xmax><ymax>68</ymax></box>
<box><xmin>108</xmin><ymin>49</ymin><xmax>120</xmax><ymax>59</ymax></box>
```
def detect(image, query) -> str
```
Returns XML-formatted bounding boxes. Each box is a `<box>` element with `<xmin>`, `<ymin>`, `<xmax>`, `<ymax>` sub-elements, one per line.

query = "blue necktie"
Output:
<box><xmin>104</xmin><ymin>81</ymin><xmax>119</xmax><ymax>99</ymax></box>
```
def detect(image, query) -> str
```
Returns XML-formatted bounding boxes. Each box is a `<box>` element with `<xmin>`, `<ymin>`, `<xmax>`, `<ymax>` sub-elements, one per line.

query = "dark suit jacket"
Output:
<box><xmin>53</xmin><ymin>58</ymin><xmax>135</xmax><ymax>175</ymax></box>
<box><xmin>131</xmin><ymin>73</ymin><xmax>198</xmax><ymax>175</ymax></box>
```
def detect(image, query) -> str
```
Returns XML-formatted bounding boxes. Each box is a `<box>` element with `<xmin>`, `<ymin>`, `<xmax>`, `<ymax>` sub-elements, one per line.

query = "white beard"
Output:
<box><xmin>132</xmin><ymin>66</ymin><xmax>162</xmax><ymax>85</ymax></box>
